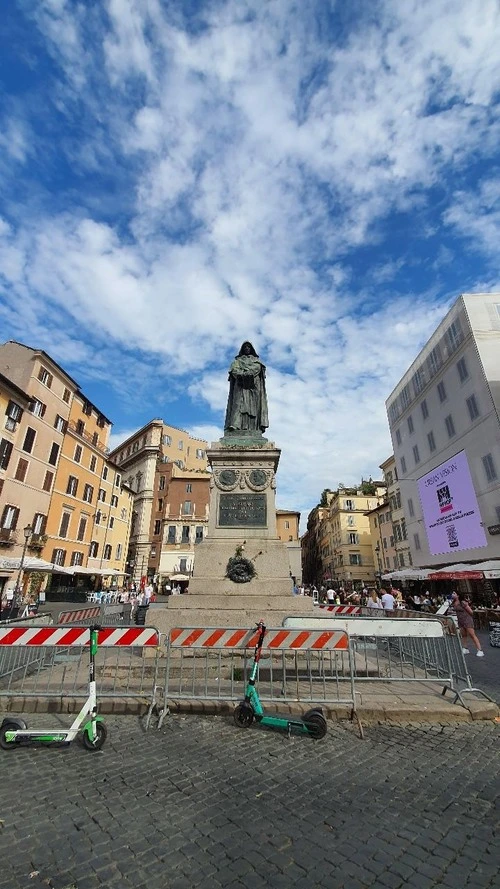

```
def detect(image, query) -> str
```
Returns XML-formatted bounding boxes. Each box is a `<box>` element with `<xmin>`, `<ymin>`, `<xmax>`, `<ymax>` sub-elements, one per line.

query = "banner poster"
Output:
<box><xmin>417</xmin><ymin>450</ymin><xmax>487</xmax><ymax>556</ymax></box>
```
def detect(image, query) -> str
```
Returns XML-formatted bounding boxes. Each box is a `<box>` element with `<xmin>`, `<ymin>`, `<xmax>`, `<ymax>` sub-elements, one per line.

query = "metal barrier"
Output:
<box><xmin>283</xmin><ymin>616</ymin><xmax>494</xmax><ymax>707</ymax></box>
<box><xmin>0</xmin><ymin>625</ymin><xmax>161</xmax><ymax>714</ymax></box>
<box><xmin>0</xmin><ymin>614</ymin><xmax>54</xmax><ymax>684</ymax></box>
<box><xmin>158</xmin><ymin>626</ymin><xmax>355</xmax><ymax>728</ymax></box>
<box><xmin>57</xmin><ymin>604</ymin><xmax>126</xmax><ymax>626</ymax></box>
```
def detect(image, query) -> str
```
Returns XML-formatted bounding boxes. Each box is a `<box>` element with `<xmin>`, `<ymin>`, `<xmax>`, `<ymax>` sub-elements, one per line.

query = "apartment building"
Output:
<box><xmin>0</xmin><ymin>342</ymin><xmax>132</xmax><ymax>593</ymax></box>
<box><xmin>386</xmin><ymin>292</ymin><xmax>500</xmax><ymax>568</ymax></box>
<box><xmin>109</xmin><ymin>420</ymin><xmax>208</xmax><ymax>583</ymax></box>
<box><xmin>379</xmin><ymin>454</ymin><xmax>412</xmax><ymax>569</ymax></box>
<box><xmin>326</xmin><ymin>484</ymin><xmax>386</xmax><ymax>588</ymax></box>
<box><xmin>0</xmin><ymin>344</ymin><xmax>79</xmax><ymax>592</ymax></box>
<box><xmin>276</xmin><ymin>509</ymin><xmax>301</xmax><ymax>583</ymax></box>
<box><xmin>301</xmin><ymin>505</ymin><xmax>329</xmax><ymax>585</ymax></box>
<box><xmin>43</xmin><ymin>391</ymin><xmax>131</xmax><ymax>577</ymax></box>
<box><xmin>365</xmin><ymin>500</ymin><xmax>397</xmax><ymax>580</ymax></box>
<box><xmin>148</xmin><ymin>462</ymin><xmax>210</xmax><ymax>587</ymax></box>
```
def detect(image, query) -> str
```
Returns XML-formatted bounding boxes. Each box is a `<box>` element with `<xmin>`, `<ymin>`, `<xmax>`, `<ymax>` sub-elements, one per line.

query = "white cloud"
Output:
<box><xmin>2</xmin><ymin>0</ymin><xmax>500</xmax><ymax>521</ymax></box>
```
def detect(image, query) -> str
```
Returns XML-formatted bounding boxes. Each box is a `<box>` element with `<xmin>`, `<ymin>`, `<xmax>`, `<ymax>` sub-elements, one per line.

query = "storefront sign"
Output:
<box><xmin>428</xmin><ymin>571</ymin><xmax>484</xmax><ymax>581</ymax></box>
<box><xmin>418</xmin><ymin>450</ymin><xmax>487</xmax><ymax>555</ymax></box>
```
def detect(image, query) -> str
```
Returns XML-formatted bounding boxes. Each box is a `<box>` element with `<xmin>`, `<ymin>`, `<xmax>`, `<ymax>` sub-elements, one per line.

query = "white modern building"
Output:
<box><xmin>386</xmin><ymin>293</ymin><xmax>500</xmax><ymax>568</ymax></box>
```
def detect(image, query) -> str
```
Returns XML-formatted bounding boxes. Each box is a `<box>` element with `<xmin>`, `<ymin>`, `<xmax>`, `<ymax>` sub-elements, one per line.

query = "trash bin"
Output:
<box><xmin>134</xmin><ymin>604</ymin><xmax>149</xmax><ymax>626</ymax></box>
<box><xmin>122</xmin><ymin>603</ymin><xmax>132</xmax><ymax>624</ymax></box>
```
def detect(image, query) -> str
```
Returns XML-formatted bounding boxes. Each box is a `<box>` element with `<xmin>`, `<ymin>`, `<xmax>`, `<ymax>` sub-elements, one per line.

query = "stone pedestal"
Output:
<box><xmin>161</xmin><ymin>437</ymin><xmax>313</xmax><ymax>631</ymax></box>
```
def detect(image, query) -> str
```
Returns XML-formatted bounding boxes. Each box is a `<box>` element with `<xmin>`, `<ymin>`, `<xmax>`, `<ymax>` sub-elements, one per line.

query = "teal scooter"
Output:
<box><xmin>0</xmin><ymin>625</ymin><xmax>107</xmax><ymax>751</ymax></box>
<box><xmin>233</xmin><ymin>621</ymin><xmax>327</xmax><ymax>738</ymax></box>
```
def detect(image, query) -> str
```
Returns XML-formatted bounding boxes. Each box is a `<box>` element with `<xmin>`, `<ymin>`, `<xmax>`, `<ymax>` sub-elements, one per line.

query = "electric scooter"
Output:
<box><xmin>0</xmin><ymin>625</ymin><xmax>107</xmax><ymax>752</ymax></box>
<box><xmin>233</xmin><ymin>621</ymin><xmax>328</xmax><ymax>739</ymax></box>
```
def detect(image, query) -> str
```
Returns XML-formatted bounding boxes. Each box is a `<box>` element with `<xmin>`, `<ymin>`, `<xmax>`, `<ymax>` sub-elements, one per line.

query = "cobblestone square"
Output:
<box><xmin>0</xmin><ymin>712</ymin><xmax>498</xmax><ymax>889</ymax></box>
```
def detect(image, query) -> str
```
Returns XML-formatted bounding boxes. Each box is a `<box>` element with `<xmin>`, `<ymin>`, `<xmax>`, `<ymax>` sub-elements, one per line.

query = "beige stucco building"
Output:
<box><xmin>109</xmin><ymin>420</ymin><xmax>208</xmax><ymax>584</ymax></box>
<box><xmin>276</xmin><ymin>508</ymin><xmax>301</xmax><ymax>583</ymax></box>
<box><xmin>379</xmin><ymin>454</ymin><xmax>411</xmax><ymax>570</ymax></box>
<box><xmin>0</xmin><ymin>342</ymin><xmax>133</xmax><ymax>597</ymax></box>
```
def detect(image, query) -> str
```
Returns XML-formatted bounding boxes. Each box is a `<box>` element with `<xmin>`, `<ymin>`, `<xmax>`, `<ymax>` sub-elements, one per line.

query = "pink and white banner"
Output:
<box><xmin>417</xmin><ymin>450</ymin><xmax>487</xmax><ymax>556</ymax></box>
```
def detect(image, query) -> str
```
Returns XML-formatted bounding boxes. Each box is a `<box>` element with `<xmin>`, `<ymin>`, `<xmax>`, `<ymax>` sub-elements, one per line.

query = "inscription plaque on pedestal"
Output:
<box><xmin>218</xmin><ymin>493</ymin><xmax>267</xmax><ymax>527</ymax></box>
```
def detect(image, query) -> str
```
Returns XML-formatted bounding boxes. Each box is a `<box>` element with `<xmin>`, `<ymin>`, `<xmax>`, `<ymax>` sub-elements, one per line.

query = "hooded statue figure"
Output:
<box><xmin>224</xmin><ymin>341</ymin><xmax>269</xmax><ymax>434</ymax></box>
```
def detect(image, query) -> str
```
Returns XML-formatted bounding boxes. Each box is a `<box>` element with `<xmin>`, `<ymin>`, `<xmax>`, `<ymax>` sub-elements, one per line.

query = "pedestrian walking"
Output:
<box><xmin>452</xmin><ymin>593</ymin><xmax>484</xmax><ymax>656</ymax></box>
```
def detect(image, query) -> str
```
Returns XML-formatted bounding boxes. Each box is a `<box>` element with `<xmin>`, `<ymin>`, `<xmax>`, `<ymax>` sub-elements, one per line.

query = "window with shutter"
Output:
<box><xmin>6</xmin><ymin>400</ymin><xmax>23</xmax><ymax>421</ymax></box>
<box><xmin>52</xmin><ymin>548</ymin><xmax>66</xmax><ymax>566</ymax></box>
<box><xmin>48</xmin><ymin>442</ymin><xmax>59</xmax><ymax>465</ymax></box>
<box><xmin>32</xmin><ymin>513</ymin><xmax>47</xmax><ymax>534</ymax></box>
<box><xmin>59</xmin><ymin>512</ymin><xmax>71</xmax><ymax>538</ymax></box>
<box><xmin>29</xmin><ymin>399</ymin><xmax>46</xmax><ymax>418</ymax></box>
<box><xmin>77</xmin><ymin>517</ymin><xmax>87</xmax><ymax>541</ymax></box>
<box><xmin>38</xmin><ymin>368</ymin><xmax>53</xmax><ymax>387</ymax></box>
<box><xmin>1</xmin><ymin>505</ymin><xmax>19</xmax><ymax>530</ymax></box>
<box><xmin>66</xmin><ymin>476</ymin><xmax>78</xmax><ymax>496</ymax></box>
<box><xmin>0</xmin><ymin>438</ymin><xmax>13</xmax><ymax>470</ymax></box>
<box><xmin>14</xmin><ymin>458</ymin><xmax>29</xmax><ymax>482</ymax></box>
<box><xmin>22</xmin><ymin>427</ymin><xmax>36</xmax><ymax>453</ymax></box>
<box><xmin>43</xmin><ymin>471</ymin><xmax>54</xmax><ymax>492</ymax></box>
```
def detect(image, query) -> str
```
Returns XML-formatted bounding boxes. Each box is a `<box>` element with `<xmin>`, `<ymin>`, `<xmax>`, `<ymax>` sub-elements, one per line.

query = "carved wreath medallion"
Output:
<box><xmin>214</xmin><ymin>469</ymin><xmax>240</xmax><ymax>491</ymax></box>
<box><xmin>246</xmin><ymin>469</ymin><xmax>271</xmax><ymax>491</ymax></box>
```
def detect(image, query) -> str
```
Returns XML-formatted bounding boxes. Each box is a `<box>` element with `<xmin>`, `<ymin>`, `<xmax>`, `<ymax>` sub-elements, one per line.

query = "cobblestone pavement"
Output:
<box><xmin>0</xmin><ymin>714</ymin><xmax>498</xmax><ymax>889</ymax></box>
<box><xmin>465</xmin><ymin>631</ymin><xmax>500</xmax><ymax>704</ymax></box>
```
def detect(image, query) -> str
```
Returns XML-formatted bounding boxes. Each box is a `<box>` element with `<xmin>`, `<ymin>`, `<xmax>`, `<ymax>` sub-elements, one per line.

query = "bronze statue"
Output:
<box><xmin>224</xmin><ymin>342</ymin><xmax>269</xmax><ymax>434</ymax></box>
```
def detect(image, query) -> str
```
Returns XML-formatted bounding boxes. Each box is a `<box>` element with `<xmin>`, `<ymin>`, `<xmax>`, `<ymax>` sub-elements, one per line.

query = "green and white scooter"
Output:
<box><xmin>0</xmin><ymin>625</ymin><xmax>107</xmax><ymax>752</ymax></box>
<box><xmin>234</xmin><ymin>621</ymin><xmax>328</xmax><ymax>738</ymax></box>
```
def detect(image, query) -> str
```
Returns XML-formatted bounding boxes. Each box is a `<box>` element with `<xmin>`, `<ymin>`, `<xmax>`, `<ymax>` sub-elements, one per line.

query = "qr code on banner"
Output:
<box><xmin>446</xmin><ymin>524</ymin><xmax>459</xmax><ymax>548</ymax></box>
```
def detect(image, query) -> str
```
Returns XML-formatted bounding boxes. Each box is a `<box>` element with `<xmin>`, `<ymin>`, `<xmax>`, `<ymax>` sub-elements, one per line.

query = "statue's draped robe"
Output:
<box><xmin>224</xmin><ymin>355</ymin><xmax>269</xmax><ymax>433</ymax></box>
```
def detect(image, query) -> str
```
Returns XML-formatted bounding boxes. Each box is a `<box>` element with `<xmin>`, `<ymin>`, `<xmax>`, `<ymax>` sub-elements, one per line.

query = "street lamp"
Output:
<box><xmin>14</xmin><ymin>524</ymin><xmax>33</xmax><ymax>605</ymax></box>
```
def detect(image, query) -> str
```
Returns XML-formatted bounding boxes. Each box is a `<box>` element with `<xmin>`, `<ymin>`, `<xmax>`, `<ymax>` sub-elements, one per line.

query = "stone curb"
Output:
<box><xmin>2</xmin><ymin>695</ymin><xmax>498</xmax><ymax>724</ymax></box>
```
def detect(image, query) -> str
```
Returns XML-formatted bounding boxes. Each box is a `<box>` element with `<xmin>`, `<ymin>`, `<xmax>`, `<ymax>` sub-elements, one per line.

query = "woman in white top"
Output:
<box><xmin>366</xmin><ymin>589</ymin><xmax>383</xmax><ymax>609</ymax></box>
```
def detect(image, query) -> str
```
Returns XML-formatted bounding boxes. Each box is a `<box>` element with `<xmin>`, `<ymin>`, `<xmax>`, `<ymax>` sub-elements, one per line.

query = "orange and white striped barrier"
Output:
<box><xmin>58</xmin><ymin>606</ymin><xmax>101</xmax><ymax>624</ymax></box>
<box><xmin>0</xmin><ymin>626</ymin><xmax>159</xmax><ymax>647</ymax></box>
<box><xmin>318</xmin><ymin>605</ymin><xmax>361</xmax><ymax>614</ymax></box>
<box><xmin>169</xmin><ymin>626</ymin><xmax>348</xmax><ymax>651</ymax></box>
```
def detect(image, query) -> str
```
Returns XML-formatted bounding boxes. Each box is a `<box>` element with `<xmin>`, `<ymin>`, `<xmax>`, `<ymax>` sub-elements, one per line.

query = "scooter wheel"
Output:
<box><xmin>0</xmin><ymin>722</ymin><xmax>23</xmax><ymax>750</ymax></box>
<box><xmin>303</xmin><ymin>709</ymin><xmax>327</xmax><ymax>739</ymax></box>
<box><xmin>82</xmin><ymin>721</ymin><xmax>107</xmax><ymax>751</ymax></box>
<box><xmin>233</xmin><ymin>703</ymin><xmax>254</xmax><ymax>728</ymax></box>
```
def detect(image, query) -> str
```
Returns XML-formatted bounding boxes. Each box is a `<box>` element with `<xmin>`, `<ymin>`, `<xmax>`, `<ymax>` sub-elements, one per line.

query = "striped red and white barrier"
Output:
<box><xmin>0</xmin><ymin>626</ymin><xmax>159</xmax><ymax>647</ymax></box>
<box><xmin>58</xmin><ymin>606</ymin><xmax>101</xmax><ymax>624</ymax></box>
<box><xmin>318</xmin><ymin>605</ymin><xmax>361</xmax><ymax>614</ymax></box>
<box><xmin>169</xmin><ymin>627</ymin><xmax>348</xmax><ymax>651</ymax></box>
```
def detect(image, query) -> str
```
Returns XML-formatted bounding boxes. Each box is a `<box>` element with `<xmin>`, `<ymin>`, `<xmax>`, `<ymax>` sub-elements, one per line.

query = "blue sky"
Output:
<box><xmin>1</xmin><ymin>0</ymin><xmax>500</xmax><ymax>520</ymax></box>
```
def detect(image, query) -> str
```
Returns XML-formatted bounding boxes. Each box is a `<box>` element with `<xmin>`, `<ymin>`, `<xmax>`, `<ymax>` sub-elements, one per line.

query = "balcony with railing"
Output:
<box><xmin>68</xmin><ymin>420</ymin><xmax>109</xmax><ymax>455</ymax></box>
<box><xmin>0</xmin><ymin>528</ymin><xmax>17</xmax><ymax>547</ymax></box>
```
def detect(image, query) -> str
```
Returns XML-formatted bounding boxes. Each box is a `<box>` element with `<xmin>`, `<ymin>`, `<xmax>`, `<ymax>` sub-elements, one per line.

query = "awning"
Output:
<box><xmin>69</xmin><ymin>566</ymin><xmax>126</xmax><ymax>576</ymax></box>
<box><xmin>381</xmin><ymin>568</ymin><xmax>433</xmax><ymax>581</ymax></box>
<box><xmin>471</xmin><ymin>560</ymin><xmax>500</xmax><ymax>579</ymax></box>
<box><xmin>427</xmin><ymin>563</ymin><xmax>484</xmax><ymax>580</ymax></box>
<box><xmin>169</xmin><ymin>573</ymin><xmax>190</xmax><ymax>581</ymax></box>
<box><xmin>0</xmin><ymin>557</ymin><xmax>72</xmax><ymax>574</ymax></box>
